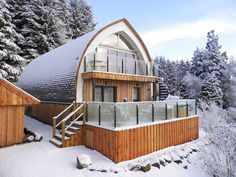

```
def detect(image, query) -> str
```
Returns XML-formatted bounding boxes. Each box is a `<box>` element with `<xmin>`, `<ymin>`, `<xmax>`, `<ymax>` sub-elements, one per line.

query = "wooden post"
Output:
<box><xmin>61</xmin><ymin>121</ymin><xmax>66</xmax><ymax>147</ymax></box>
<box><xmin>52</xmin><ymin>117</ymin><xmax>56</xmax><ymax>138</ymax></box>
<box><xmin>72</xmin><ymin>101</ymin><xmax>76</xmax><ymax>120</ymax></box>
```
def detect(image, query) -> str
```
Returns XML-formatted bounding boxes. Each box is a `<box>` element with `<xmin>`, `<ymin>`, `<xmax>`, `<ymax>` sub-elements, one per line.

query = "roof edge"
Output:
<box><xmin>0</xmin><ymin>78</ymin><xmax>40</xmax><ymax>104</ymax></box>
<box><xmin>74</xmin><ymin>18</ymin><xmax>152</xmax><ymax>101</ymax></box>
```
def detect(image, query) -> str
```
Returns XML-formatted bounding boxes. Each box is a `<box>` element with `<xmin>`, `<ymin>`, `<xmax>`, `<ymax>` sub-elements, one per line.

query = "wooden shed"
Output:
<box><xmin>0</xmin><ymin>78</ymin><xmax>40</xmax><ymax>147</ymax></box>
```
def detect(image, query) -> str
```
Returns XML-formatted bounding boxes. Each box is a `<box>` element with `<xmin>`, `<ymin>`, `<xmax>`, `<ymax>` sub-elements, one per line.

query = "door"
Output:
<box><xmin>94</xmin><ymin>86</ymin><xmax>116</xmax><ymax>102</ymax></box>
<box><xmin>133</xmin><ymin>87</ymin><xmax>140</xmax><ymax>102</ymax></box>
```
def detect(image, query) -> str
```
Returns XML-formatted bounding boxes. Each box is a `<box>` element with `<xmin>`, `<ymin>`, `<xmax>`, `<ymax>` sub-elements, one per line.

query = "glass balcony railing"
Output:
<box><xmin>84</xmin><ymin>52</ymin><xmax>155</xmax><ymax>76</ymax></box>
<box><xmin>86</xmin><ymin>99</ymin><xmax>197</xmax><ymax>129</ymax></box>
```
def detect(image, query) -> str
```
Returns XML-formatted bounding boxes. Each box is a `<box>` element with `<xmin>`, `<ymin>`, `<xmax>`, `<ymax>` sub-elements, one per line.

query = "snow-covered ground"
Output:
<box><xmin>0</xmin><ymin>116</ymin><xmax>211</xmax><ymax>177</ymax></box>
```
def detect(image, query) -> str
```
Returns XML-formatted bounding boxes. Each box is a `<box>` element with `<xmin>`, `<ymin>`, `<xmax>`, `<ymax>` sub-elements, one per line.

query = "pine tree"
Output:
<box><xmin>190</xmin><ymin>48</ymin><xmax>206</xmax><ymax>79</ymax></box>
<box><xmin>7</xmin><ymin>0</ymin><xmax>68</xmax><ymax>62</ymax></box>
<box><xmin>200</xmin><ymin>72</ymin><xmax>223</xmax><ymax>105</ymax></box>
<box><xmin>69</xmin><ymin>0</ymin><xmax>96</xmax><ymax>39</ymax></box>
<box><xmin>0</xmin><ymin>0</ymin><xmax>26</xmax><ymax>82</ymax></box>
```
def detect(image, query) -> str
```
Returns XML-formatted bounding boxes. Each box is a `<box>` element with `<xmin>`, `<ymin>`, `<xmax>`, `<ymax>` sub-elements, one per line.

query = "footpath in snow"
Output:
<box><xmin>0</xmin><ymin>116</ymin><xmax>211</xmax><ymax>177</ymax></box>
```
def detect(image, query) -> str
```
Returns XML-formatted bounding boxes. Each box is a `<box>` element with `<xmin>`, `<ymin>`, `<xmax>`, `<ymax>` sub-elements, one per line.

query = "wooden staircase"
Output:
<box><xmin>49</xmin><ymin>101</ymin><xmax>86</xmax><ymax>148</ymax></box>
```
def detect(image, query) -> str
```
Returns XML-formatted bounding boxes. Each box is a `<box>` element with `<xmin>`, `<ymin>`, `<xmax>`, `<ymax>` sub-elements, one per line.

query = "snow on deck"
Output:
<box><xmin>0</xmin><ymin>116</ymin><xmax>211</xmax><ymax>177</ymax></box>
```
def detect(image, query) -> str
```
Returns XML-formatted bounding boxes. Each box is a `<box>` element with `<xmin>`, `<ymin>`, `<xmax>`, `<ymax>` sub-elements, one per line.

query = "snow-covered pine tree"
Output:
<box><xmin>68</xmin><ymin>0</ymin><xmax>96</xmax><ymax>39</ymax></box>
<box><xmin>190</xmin><ymin>48</ymin><xmax>206</xmax><ymax>79</ymax></box>
<box><xmin>7</xmin><ymin>0</ymin><xmax>68</xmax><ymax>62</ymax></box>
<box><xmin>200</xmin><ymin>72</ymin><xmax>223</xmax><ymax>105</ymax></box>
<box><xmin>0</xmin><ymin>0</ymin><xmax>26</xmax><ymax>82</ymax></box>
<box><xmin>53</xmin><ymin>0</ymin><xmax>72</xmax><ymax>40</ymax></box>
<box><xmin>176</xmin><ymin>59</ymin><xmax>190</xmax><ymax>95</ymax></box>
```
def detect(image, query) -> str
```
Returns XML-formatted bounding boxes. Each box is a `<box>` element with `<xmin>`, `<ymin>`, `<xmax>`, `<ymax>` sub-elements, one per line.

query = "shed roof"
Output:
<box><xmin>0</xmin><ymin>78</ymin><xmax>40</xmax><ymax>106</ymax></box>
<box><xmin>17</xmin><ymin>18</ymin><xmax>152</xmax><ymax>103</ymax></box>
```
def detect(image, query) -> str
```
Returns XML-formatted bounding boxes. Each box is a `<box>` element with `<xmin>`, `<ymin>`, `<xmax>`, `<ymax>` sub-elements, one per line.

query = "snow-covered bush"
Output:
<box><xmin>198</xmin><ymin>101</ymin><xmax>236</xmax><ymax>177</ymax></box>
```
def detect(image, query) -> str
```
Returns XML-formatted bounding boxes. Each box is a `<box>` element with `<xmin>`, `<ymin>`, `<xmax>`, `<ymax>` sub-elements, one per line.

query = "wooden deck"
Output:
<box><xmin>85</xmin><ymin>116</ymin><xmax>199</xmax><ymax>163</ymax></box>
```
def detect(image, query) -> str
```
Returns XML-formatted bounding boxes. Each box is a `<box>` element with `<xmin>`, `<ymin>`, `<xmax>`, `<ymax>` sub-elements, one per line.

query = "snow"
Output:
<box><xmin>0</xmin><ymin>116</ymin><xmax>211</xmax><ymax>177</ymax></box>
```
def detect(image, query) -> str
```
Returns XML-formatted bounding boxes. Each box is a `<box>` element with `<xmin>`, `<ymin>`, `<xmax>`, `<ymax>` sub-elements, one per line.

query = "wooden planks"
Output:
<box><xmin>85</xmin><ymin>116</ymin><xmax>199</xmax><ymax>163</ymax></box>
<box><xmin>83</xmin><ymin>79</ymin><xmax>153</xmax><ymax>102</ymax></box>
<box><xmin>82</xmin><ymin>72</ymin><xmax>157</xmax><ymax>83</ymax></box>
<box><xmin>30</xmin><ymin>102</ymin><xmax>71</xmax><ymax>124</ymax></box>
<box><xmin>0</xmin><ymin>106</ymin><xmax>25</xmax><ymax>147</ymax></box>
<box><xmin>0</xmin><ymin>78</ymin><xmax>40</xmax><ymax>106</ymax></box>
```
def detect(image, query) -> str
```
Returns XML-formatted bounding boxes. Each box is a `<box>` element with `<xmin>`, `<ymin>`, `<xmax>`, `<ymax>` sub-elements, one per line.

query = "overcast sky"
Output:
<box><xmin>87</xmin><ymin>0</ymin><xmax>236</xmax><ymax>60</ymax></box>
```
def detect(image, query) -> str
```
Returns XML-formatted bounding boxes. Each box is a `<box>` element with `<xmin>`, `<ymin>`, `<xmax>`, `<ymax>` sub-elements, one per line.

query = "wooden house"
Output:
<box><xmin>0</xmin><ymin>78</ymin><xmax>40</xmax><ymax>147</ymax></box>
<box><xmin>17</xmin><ymin>19</ymin><xmax>199</xmax><ymax>163</ymax></box>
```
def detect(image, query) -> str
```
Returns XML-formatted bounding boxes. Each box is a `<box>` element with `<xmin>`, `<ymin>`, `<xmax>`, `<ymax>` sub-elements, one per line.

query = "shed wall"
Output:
<box><xmin>0</xmin><ymin>106</ymin><xmax>25</xmax><ymax>147</ymax></box>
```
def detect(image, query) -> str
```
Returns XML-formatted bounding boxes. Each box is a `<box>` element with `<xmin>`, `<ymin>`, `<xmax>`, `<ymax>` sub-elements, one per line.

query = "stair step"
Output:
<box><xmin>60</xmin><ymin>129</ymin><xmax>75</xmax><ymax>136</ymax></box>
<box><xmin>72</xmin><ymin>121</ymin><xmax>83</xmax><ymax>127</ymax></box>
<box><xmin>49</xmin><ymin>138</ymin><xmax>62</xmax><ymax>148</ymax></box>
<box><xmin>54</xmin><ymin>133</ymin><xmax>70</xmax><ymax>141</ymax></box>
<box><xmin>68</xmin><ymin>126</ymin><xmax>80</xmax><ymax>132</ymax></box>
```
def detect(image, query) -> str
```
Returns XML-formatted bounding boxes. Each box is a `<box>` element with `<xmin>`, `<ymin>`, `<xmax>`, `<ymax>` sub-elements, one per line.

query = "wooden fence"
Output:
<box><xmin>85</xmin><ymin>116</ymin><xmax>199</xmax><ymax>163</ymax></box>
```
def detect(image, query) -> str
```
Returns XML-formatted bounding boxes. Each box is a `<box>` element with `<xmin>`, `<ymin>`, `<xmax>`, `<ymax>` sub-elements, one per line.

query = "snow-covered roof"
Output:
<box><xmin>17</xmin><ymin>18</ymin><xmax>152</xmax><ymax>103</ymax></box>
<box><xmin>17</xmin><ymin>28</ymin><xmax>99</xmax><ymax>102</ymax></box>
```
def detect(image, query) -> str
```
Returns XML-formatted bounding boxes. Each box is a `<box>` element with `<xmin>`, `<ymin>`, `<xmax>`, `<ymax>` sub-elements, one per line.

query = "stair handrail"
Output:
<box><xmin>60</xmin><ymin>101</ymin><xmax>85</xmax><ymax>145</ymax></box>
<box><xmin>65</xmin><ymin>112</ymin><xmax>84</xmax><ymax>131</ymax></box>
<box><xmin>52</xmin><ymin>101</ymin><xmax>74</xmax><ymax>138</ymax></box>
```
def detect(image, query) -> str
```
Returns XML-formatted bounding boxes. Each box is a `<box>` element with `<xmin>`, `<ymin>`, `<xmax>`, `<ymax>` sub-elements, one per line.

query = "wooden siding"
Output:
<box><xmin>29</xmin><ymin>102</ymin><xmax>71</xmax><ymax>125</ymax></box>
<box><xmin>85</xmin><ymin>116</ymin><xmax>199</xmax><ymax>163</ymax></box>
<box><xmin>0</xmin><ymin>78</ymin><xmax>39</xmax><ymax>147</ymax></box>
<box><xmin>0</xmin><ymin>106</ymin><xmax>25</xmax><ymax>147</ymax></box>
<box><xmin>0</xmin><ymin>78</ymin><xmax>40</xmax><ymax>105</ymax></box>
<box><xmin>83</xmin><ymin>79</ymin><xmax>153</xmax><ymax>102</ymax></box>
<box><xmin>82</xmin><ymin>72</ymin><xmax>156</xmax><ymax>83</ymax></box>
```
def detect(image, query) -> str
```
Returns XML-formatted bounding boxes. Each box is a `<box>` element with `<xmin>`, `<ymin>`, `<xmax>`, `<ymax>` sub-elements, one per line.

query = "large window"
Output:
<box><xmin>95</xmin><ymin>86</ymin><xmax>116</xmax><ymax>102</ymax></box>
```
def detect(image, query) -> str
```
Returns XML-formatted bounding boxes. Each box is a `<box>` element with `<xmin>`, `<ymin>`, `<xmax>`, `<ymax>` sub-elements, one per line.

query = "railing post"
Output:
<box><xmin>134</xmin><ymin>60</ymin><xmax>137</xmax><ymax>74</ymax></box>
<box><xmin>82</xmin><ymin>103</ymin><xmax>86</xmax><ymax>145</ymax></box>
<box><xmin>107</xmin><ymin>55</ymin><xmax>109</xmax><ymax>72</ymax></box>
<box><xmin>195</xmin><ymin>101</ymin><xmax>197</xmax><ymax>115</ymax></box>
<box><xmin>146</xmin><ymin>63</ymin><xmax>148</xmax><ymax>75</ymax></box>
<box><xmin>136</xmin><ymin>104</ymin><xmax>139</xmax><ymax>125</ymax></box>
<box><xmin>93</xmin><ymin>53</ymin><xmax>96</xmax><ymax>71</ymax></box>
<box><xmin>165</xmin><ymin>103</ymin><xmax>168</xmax><ymax>120</ymax></box>
<box><xmin>186</xmin><ymin>102</ymin><xmax>189</xmax><ymax>117</ymax></box>
<box><xmin>152</xmin><ymin>103</ymin><xmax>154</xmax><ymax>122</ymax></box>
<box><xmin>52</xmin><ymin>117</ymin><xmax>56</xmax><ymax>138</ymax></box>
<box><xmin>176</xmin><ymin>102</ymin><xmax>179</xmax><ymax>118</ymax></box>
<box><xmin>122</xmin><ymin>59</ymin><xmax>124</xmax><ymax>73</ymax></box>
<box><xmin>98</xmin><ymin>104</ymin><xmax>101</xmax><ymax>126</ymax></box>
<box><xmin>114</xmin><ymin>105</ymin><xmax>117</xmax><ymax>128</ymax></box>
<box><xmin>84</xmin><ymin>56</ymin><xmax>86</xmax><ymax>72</ymax></box>
<box><xmin>152</xmin><ymin>63</ymin><xmax>155</xmax><ymax>76</ymax></box>
<box><xmin>61</xmin><ymin>121</ymin><xmax>66</xmax><ymax>147</ymax></box>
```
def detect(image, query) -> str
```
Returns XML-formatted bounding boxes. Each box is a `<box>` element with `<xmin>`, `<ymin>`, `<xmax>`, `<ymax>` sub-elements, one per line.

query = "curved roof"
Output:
<box><xmin>17</xmin><ymin>18</ymin><xmax>152</xmax><ymax>103</ymax></box>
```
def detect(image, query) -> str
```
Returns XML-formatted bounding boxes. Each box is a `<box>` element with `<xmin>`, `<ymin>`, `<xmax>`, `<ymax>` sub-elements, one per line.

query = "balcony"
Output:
<box><xmin>83</xmin><ymin>52</ymin><xmax>157</xmax><ymax>76</ymax></box>
<box><xmin>86</xmin><ymin>99</ymin><xmax>197</xmax><ymax>129</ymax></box>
